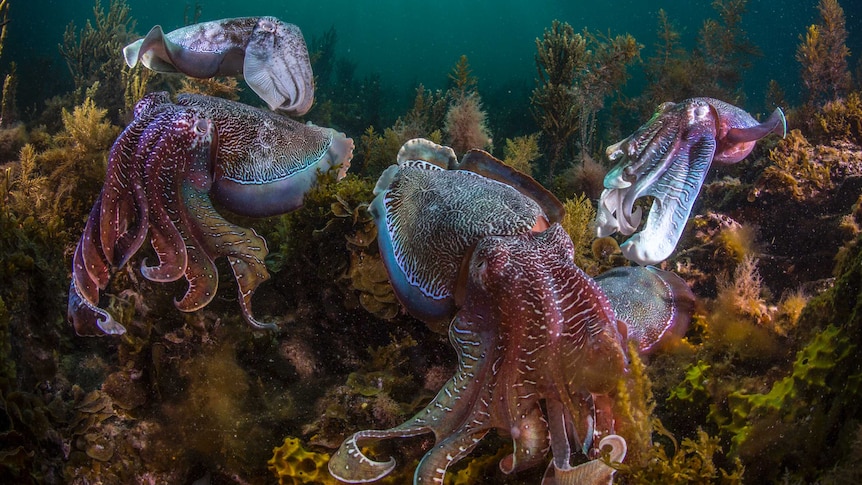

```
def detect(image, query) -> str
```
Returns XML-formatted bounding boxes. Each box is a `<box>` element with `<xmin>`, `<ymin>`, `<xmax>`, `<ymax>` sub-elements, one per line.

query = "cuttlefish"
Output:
<box><xmin>369</xmin><ymin>138</ymin><xmax>564</xmax><ymax>333</ymax></box>
<box><xmin>124</xmin><ymin>16</ymin><xmax>314</xmax><ymax>115</ymax></box>
<box><xmin>596</xmin><ymin>97</ymin><xmax>786</xmax><ymax>265</ymax></box>
<box><xmin>68</xmin><ymin>93</ymin><xmax>353</xmax><ymax>336</ymax></box>
<box><xmin>329</xmin><ymin>139</ymin><xmax>693</xmax><ymax>484</ymax></box>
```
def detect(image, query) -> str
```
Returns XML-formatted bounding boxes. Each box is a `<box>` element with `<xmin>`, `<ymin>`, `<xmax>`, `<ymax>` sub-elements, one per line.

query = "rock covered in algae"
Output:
<box><xmin>267</xmin><ymin>436</ymin><xmax>338</xmax><ymax>485</ymax></box>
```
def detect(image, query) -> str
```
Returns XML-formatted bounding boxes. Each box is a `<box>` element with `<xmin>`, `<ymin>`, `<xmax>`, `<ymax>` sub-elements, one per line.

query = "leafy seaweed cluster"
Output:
<box><xmin>356</xmin><ymin>89</ymin><xmax>445</xmax><ymax>179</ymax></box>
<box><xmin>615</xmin><ymin>344</ymin><xmax>744</xmax><ymax>484</ymax></box>
<box><xmin>268</xmin><ymin>436</ymin><xmax>338</xmax><ymax>485</ymax></box>
<box><xmin>443</xmin><ymin>56</ymin><xmax>492</xmax><ymax>156</ymax></box>
<box><xmin>531</xmin><ymin>20</ymin><xmax>641</xmax><ymax>178</ymax></box>
<box><xmin>560</xmin><ymin>194</ymin><xmax>598</xmax><ymax>273</ymax></box>
<box><xmin>501</xmin><ymin>132</ymin><xmax>541</xmax><ymax>176</ymax></box>
<box><xmin>797</xmin><ymin>0</ymin><xmax>852</xmax><ymax>109</ymax></box>
<box><xmin>720</xmin><ymin>325</ymin><xmax>851</xmax><ymax>451</ymax></box>
<box><xmin>814</xmin><ymin>91</ymin><xmax>862</xmax><ymax>146</ymax></box>
<box><xmin>58</xmin><ymin>0</ymin><xmax>136</xmax><ymax>118</ymax></box>
<box><xmin>621</xmin><ymin>428</ymin><xmax>744</xmax><ymax>485</ymax></box>
<box><xmin>756</xmin><ymin>129</ymin><xmax>835</xmax><ymax>201</ymax></box>
<box><xmin>639</xmin><ymin>0</ymin><xmax>759</xmax><ymax>114</ymax></box>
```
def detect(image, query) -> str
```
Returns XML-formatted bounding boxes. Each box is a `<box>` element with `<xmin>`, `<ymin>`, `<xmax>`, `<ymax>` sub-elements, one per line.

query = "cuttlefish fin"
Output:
<box><xmin>123</xmin><ymin>25</ymin><xmax>241</xmax><ymax>78</ymax></box>
<box><xmin>457</xmin><ymin>149</ymin><xmax>565</xmax><ymax>225</ymax></box>
<box><xmin>726</xmin><ymin>107</ymin><xmax>787</xmax><ymax>144</ymax></box>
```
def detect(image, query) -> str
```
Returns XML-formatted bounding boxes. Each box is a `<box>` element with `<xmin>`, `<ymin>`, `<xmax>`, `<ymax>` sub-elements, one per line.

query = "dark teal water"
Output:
<box><xmin>5</xmin><ymin>0</ymin><xmax>861</xmax><ymax>119</ymax></box>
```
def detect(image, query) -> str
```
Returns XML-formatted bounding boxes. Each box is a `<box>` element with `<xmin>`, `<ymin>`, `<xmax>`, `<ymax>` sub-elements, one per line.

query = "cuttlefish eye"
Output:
<box><xmin>257</xmin><ymin>18</ymin><xmax>276</xmax><ymax>32</ymax></box>
<box><xmin>194</xmin><ymin>119</ymin><xmax>209</xmax><ymax>135</ymax></box>
<box><xmin>470</xmin><ymin>254</ymin><xmax>490</xmax><ymax>291</ymax></box>
<box><xmin>690</xmin><ymin>103</ymin><xmax>710</xmax><ymax>121</ymax></box>
<box><xmin>471</xmin><ymin>240</ymin><xmax>513</xmax><ymax>292</ymax></box>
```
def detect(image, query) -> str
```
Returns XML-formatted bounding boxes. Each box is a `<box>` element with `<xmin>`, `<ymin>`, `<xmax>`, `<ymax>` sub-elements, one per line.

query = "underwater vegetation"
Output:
<box><xmin>637</xmin><ymin>0</ymin><xmax>760</xmax><ymax>114</ymax></box>
<box><xmin>59</xmin><ymin>0</ymin><xmax>137</xmax><ymax>120</ymax></box>
<box><xmin>531</xmin><ymin>20</ymin><xmax>641</xmax><ymax>179</ymax></box>
<box><xmin>0</xmin><ymin>0</ymin><xmax>860</xmax><ymax>483</ymax></box>
<box><xmin>797</xmin><ymin>0</ymin><xmax>852</xmax><ymax>111</ymax></box>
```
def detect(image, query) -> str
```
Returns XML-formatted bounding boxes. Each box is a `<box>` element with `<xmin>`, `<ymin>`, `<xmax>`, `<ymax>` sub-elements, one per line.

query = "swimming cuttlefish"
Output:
<box><xmin>596</xmin><ymin>97</ymin><xmax>786</xmax><ymax>265</ymax></box>
<box><xmin>329</xmin><ymin>139</ymin><xmax>694</xmax><ymax>484</ymax></box>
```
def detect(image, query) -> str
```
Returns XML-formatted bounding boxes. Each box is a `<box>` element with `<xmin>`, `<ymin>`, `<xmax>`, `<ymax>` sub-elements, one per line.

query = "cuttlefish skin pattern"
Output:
<box><xmin>369</xmin><ymin>138</ymin><xmax>563</xmax><ymax>333</ymax></box>
<box><xmin>330</xmin><ymin>139</ymin><xmax>693</xmax><ymax>485</ymax></box>
<box><xmin>123</xmin><ymin>16</ymin><xmax>314</xmax><ymax>115</ymax></box>
<box><xmin>68</xmin><ymin>92</ymin><xmax>353</xmax><ymax>336</ymax></box>
<box><xmin>329</xmin><ymin>224</ymin><xmax>628</xmax><ymax>484</ymax></box>
<box><xmin>595</xmin><ymin>265</ymin><xmax>695</xmax><ymax>354</ymax></box>
<box><xmin>596</xmin><ymin>97</ymin><xmax>786</xmax><ymax>266</ymax></box>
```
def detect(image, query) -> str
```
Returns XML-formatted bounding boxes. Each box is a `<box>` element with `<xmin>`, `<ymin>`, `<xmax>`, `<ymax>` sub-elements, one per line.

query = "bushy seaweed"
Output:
<box><xmin>59</xmin><ymin>0</ymin><xmax>136</xmax><ymax>119</ymax></box>
<box><xmin>531</xmin><ymin>20</ymin><xmax>641</xmax><ymax>179</ymax></box>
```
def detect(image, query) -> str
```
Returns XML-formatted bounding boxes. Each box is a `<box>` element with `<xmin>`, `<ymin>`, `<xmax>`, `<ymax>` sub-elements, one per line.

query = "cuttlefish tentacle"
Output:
<box><xmin>69</xmin><ymin>200</ymin><xmax>124</xmax><ymax>335</ymax></box>
<box><xmin>329</xmin><ymin>311</ymin><xmax>496</xmax><ymax>483</ymax></box>
<box><xmin>544</xmin><ymin>434</ymin><xmax>627</xmax><ymax>485</ymax></box>
<box><xmin>77</xmin><ymin>199</ymin><xmax>111</xmax><ymax>290</ymax></box>
<box><xmin>499</xmin><ymin>403</ymin><xmax>550</xmax><ymax>474</ymax></box>
<box><xmin>137</xmin><ymin>110</ymin><xmax>224</xmax><ymax>312</ymax></box>
<box><xmin>418</xmin><ymin>430</ymin><xmax>492</xmax><ymax>483</ymax></box>
<box><xmin>179</xmin><ymin>179</ymin><xmax>273</xmax><ymax>328</ymax></box>
<box><xmin>139</xmin><ymin>110</ymin><xmax>193</xmax><ymax>282</ymax></box>
<box><xmin>99</xmin><ymin>114</ymin><xmax>152</xmax><ymax>268</ymax></box>
<box><xmin>622</xmin><ymin>134</ymin><xmax>717</xmax><ymax>265</ymax></box>
<box><xmin>596</xmin><ymin>112</ymin><xmax>684</xmax><ymax>239</ymax></box>
<box><xmin>124</xmin><ymin>17</ymin><xmax>314</xmax><ymax>114</ymax></box>
<box><xmin>328</xmin><ymin>427</ymin><xmax>416</xmax><ymax>483</ymax></box>
<box><xmin>596</xmin><ymin>97</ymin><xmax>786</xmax><ymax>265</ymax></box>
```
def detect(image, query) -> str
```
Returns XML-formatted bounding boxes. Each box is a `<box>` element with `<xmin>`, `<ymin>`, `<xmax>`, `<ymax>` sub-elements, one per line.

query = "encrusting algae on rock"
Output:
<box><xmin>268</xmin><ymin>437</ymin><xmax>338</xmax><ymax>485</ymax></box>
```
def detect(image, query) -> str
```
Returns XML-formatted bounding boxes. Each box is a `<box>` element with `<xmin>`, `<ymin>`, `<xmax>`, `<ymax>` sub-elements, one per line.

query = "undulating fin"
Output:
<box><xmin>456</xmin><ymin>148</ymin><xmax>565</xmax><ymax>226</ymax></box>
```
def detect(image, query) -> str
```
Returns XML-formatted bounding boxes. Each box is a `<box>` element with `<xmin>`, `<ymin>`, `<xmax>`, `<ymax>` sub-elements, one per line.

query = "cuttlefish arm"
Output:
<box><xmin>123</xmin><ymin>17</ymin><xmax>314</xmax><ymax>115</ymax></box>
<box><xmin>596</xmin><ymin>98</ymin><xmax>786</xmax><ymax>265</ymax></box>
<box><xmin>543</xmin><ymin>435</ymin><xmax>627</xmax><ymax>485</ymax></box>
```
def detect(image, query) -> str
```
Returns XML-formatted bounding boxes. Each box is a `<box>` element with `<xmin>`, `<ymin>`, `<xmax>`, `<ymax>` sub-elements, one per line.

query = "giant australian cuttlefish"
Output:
<box><xmin>69</xmin><ymin>17</ymin><xmax>353</xmax><ymax>335</ymax></box>
<box><xmin>596</xmin><ymin>97</ymin><xmax>786</xmax><ymax>265</ymax></box>
<box><xmin>328</xmin><ymin>139</ymin><xmax>695</xmax><ymax>484</ymax></box>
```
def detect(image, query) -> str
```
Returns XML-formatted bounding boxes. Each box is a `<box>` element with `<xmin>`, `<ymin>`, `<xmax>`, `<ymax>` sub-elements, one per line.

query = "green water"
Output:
<box><xmin>7</xmin><ymin>0</ymin><xmax>859</xmax><ymax>116</ymax></box>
